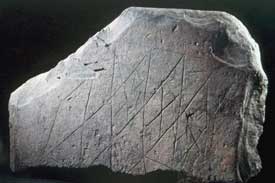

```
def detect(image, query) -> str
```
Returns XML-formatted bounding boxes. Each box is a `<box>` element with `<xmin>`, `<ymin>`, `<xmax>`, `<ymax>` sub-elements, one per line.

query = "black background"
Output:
<box><xmin>0</xmin><ymin>0</ymin><xmax>274</xmax><ymax>182</ymax></box>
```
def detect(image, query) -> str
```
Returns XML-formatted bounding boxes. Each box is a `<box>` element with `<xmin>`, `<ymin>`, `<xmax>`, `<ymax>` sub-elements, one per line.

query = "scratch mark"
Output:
<box><xmin>185</xmin><ymin>113</ymin><xmax>200</xmax><ymax>151</ymax></box>
<box><xmin>135</xmin><ymin>91</ymin><xmax>142</xmax><ymax>109</ymax></box>
<box><xmin>145</xmin><ymin>93</ymin><xmax>178</xmax><ymax>127</ymax></box>
<box><xmin>42</xmin><ymin>102</ymin><xmax>61</xmax><ymax>155</ymax></box>
<box><xmin>65</xmin><ymin>81</ymin><xmax>86</xmax><ymax>100</ymax></box>
<box><xmin>141</xmin><ymin>51</ymin><xmax>151</xmax><ymax>173</ymax></box>
<box><xmin>157</xmin><ymin>55</ymin><xmax>184</xmax><ymax>89</ymax></box>
<box><xmin>127</xmin><ymin>160</ymin><xmax>142</xmax><ymax>174</ymax></box>
<box><xmin>85</xmin><ymin>102</ymin><xmax>105</xmax><ymax>121</ymax></box>
<box><xmin>146</xmin><ymin>72</ymin><xmax>213</xmax><ymax>154</ymax></box>
<box><xmin>115</xmin><ymin>55</ymin><xmax>184</xmax><ymax>137</ymax></box>
<box><xmin>42</xmin><ymin>53</ymin><xmax>148</xmax><ymax>159</ymax></box>
<box><xmin>47</xmin><ymin>99</ymin><xmax>104</xmax><ymax>155</ymax></box>
<box><xmin>181</xmin><ymin>126</ymin><xmax>207</xmax><ymax>165</ymax></box>
<box><xmin>172</xmin><ymin>24</ymin><xmax>178</xmax><ymax>32</ymax></box>
<box><xmin>145</xmin><ymin>156</ymin><xmax>172</xmax><ymax>169</ymax></box>
<box><xmin>173</xmin><ymin>57</ymin><xmax>185</xmax><ymax>158</ymax></box>
<box><xmin>91</xmin><ymin>145</ymin><xmax>112</xmax><ymax>165</ymax></box>
<box><xmin>117</xmin><ymin>55</ymin><xmax>129</xmax><ymax>122</ymax></box>
<box><xmin>133</xmin><ymin>79</ymin><xmax>144</xmax><ymax>93</ymax></box>
<box><xmin>93</xmin><ymin>67</ymin><xmax>105</xmax><ymax>72</ymax></box>
<box><xmin>96</xmin><ymin>36</ymin><xmax>112</xmax><ymax>47</ymax></box>
<box><xmin>79</xmin><ymin>80</ymin><xmax>93</xmax><ymax>165</ymax></box>
<box><xmin>110</xmin><ymin>51</ymin><xmax>116</xmax><ymax>169</ymax></box>
<box><xmin>85</xmin><ymin>55</ymin><xmax>146</xmax><ymax>121</ymax></box>
<box><xmin>47</xmin><ymin>123</ymin><xmax>85</xmax><ymax>155</ymax></box>
<box><xmin>186</xmin><ymin>111</ymin><xmax>195</xmax><ymax>119</ymax></box>
<box><xmin>41</xmin><ymin>81</ymin><xmax>85</xmax><ymax>158</ymax></box>
<box><xmin>114</xmin><ymin>102</ymin><xmax>127</xmax><ymax>117</ymax></box>
<box><xmin>159</xmin><ymin>87</ymin><xmax>164</xmax><ymax>137</ymax></box>
<box><xmin>214</xmin><ymin>84</ymin><xmax>235</xmax><ymax>114</ymax></box>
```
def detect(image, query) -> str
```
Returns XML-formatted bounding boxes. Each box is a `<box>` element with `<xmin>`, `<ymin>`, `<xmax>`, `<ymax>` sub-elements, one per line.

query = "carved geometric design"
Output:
<box><xmin>9</xmin><ymin>7</ymin><xmax>268</xmax><ymax>183</ymax></box>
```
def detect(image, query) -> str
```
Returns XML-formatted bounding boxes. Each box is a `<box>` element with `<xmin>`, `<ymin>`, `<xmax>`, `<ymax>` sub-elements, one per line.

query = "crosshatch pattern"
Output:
<box><xmin>9</xmin><ymin>8</ymin><xmax>266</xmax><ymax>183</ymax></box>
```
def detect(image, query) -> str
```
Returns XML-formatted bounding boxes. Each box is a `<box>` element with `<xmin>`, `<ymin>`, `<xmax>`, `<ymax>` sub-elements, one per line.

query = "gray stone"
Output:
<box><xmin>9</xmin><ymin>7</ymin><xmax>268</xmax><ymax>183</ymax></box>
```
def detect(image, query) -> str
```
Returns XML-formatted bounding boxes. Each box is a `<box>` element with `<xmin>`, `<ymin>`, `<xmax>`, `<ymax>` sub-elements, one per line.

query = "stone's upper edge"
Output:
<box><xmin>46</xmin><ymin>6</ymin><xmax>264</xmax><ymax>77</ymax></box>
<box><xmin>11</xmin><ymin>7</ymin><xmax>268</xmax><ymax>109</ymax></box>
<box><xmin>123</xmin><ymin>7</ymin><xmax>265</xmax><ymax>72</ymax></box>
<box><xmin>76</xmin><ymin>7</ymin><xmax>267</xmax><ymax>77</ymax></box>
<box><xmin>8</xmin><ymin>72</ymin><xmax>59</xmax><ymax>108</ymax></box>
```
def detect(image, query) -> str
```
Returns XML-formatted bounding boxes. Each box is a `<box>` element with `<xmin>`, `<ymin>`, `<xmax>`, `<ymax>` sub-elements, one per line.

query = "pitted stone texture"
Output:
<box><xmin>9</xmin><ymin>7</ymin><xmax>267</xmax><ymax>183</ymax></box>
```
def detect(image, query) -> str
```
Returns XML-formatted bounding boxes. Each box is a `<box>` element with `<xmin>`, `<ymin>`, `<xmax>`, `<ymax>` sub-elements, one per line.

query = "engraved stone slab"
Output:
<box><xmin>9</xmin><ymin>7</ymin><xmax>268</xmax><ymax>183</ymax></box>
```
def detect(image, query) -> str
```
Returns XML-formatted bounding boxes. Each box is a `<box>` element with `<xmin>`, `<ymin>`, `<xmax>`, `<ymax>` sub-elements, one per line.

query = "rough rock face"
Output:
<box><xmin>9</xmin><ymin>7</ymin><xmax>267</xmax><ymax>183</ymax></box>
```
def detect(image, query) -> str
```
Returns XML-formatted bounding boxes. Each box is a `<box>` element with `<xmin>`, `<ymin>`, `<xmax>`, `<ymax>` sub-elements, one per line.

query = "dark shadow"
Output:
<box><xmin>2</xmin><ymin>166</ymin><xmax>205</xmax><ymax>183</ymax></box>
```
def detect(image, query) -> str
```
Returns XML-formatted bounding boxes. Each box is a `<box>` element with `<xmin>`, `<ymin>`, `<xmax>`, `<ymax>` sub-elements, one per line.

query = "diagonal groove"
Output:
<box><xmin>90</xmin><ymin>145</ymin><xmax>112</xmax><ymax>165</ymax></box>
<box><xmin>40</xmin><ymin>81</ymin><xmax>85</xmax><ymax>159</ymax></box>
<box><xmin>145</xmin><ymin>93</ymin><xmax>178</xmax><ymax>127</ymax></box>
<box><xmin>146</xmin><ymin>71</ymin><xmax>213</xmax><ymax>155</ymax></box>
<box><xmin>186</xmin><ymin>117</ymin><xmax>201</xmax><ymax>151</ymax></box>
<box><xmin>85</xmin><ymin>55</ymin><xmax>147</xmax><ymax>121</ymax></box>
<box><xmin>116</xmin><ymin>54</ymin><xmax>129</xmax><ymax>122</ymax></box>
<box><xmin>85</xmin><ymin>54</ymin><xmax>185</xmax><ymax>171</ymax></box>
<box><xmin>159</xmin><ymin>87</ymin><xmax>164</xmax><ymax>136</ymax></box>
<box><xmin>173</xmin><ymin>57</ymin><xmax>185</xmax><ymax>158</ymax></box>
<box><xmin>45</xmin><ymin>53</ymin><xmax>186</xmax><ymax>165</ymax></box>
<box><xmin>79</xmin><ymin>80</ymin><xmax>93</xmax><ymax>165</ymax></box>
<box><xmin>110</xmin><ymin>50</ymin><xmax>116</xmax><ymax>169</ymax></box>
<box><xmin>115</xmin><ymin>55</ymin><xmax>184</xmax><ymax>137</ymax></box>
<box><xmin>145</xmin><ymin>156</ymin><xmax>173</xmax><ymax>169</ymax></box>
<box><xmin>214</xmin><ymin>83</ymin><xmax>235</xmax><ymax>114</ymax></box>
<box><xmin>114</xmin><ymin>102</ymin><xmax>127</xmax><ymax>117</ymax></box>
<box><xmin>127</xmin><ymin>160</ymin><xmax>142</xmax><ymax>173</ymax></box>
<box><xmin>181</xmin><ymin>126</ymin><xmax>207</xmax><ymax>165</ymax></box>
<box><xmin>141</xmin><ymin>50</ymin><xmax>152</xmax><ymax>173</ymax></box>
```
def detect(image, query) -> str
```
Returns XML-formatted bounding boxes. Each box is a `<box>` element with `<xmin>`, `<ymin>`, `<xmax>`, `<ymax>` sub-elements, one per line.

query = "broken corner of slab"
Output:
<box><xmin>9</xmin><ymin>7</ymin><xmax>268</xmax><ymax>183</ymax></box>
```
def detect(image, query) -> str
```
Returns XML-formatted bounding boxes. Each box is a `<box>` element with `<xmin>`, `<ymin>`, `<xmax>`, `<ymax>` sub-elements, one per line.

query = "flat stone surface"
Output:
<box><xmin>9</xmin><ymin>7</ymin><xmax>268</xmax><ymax>183</ymax></box>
